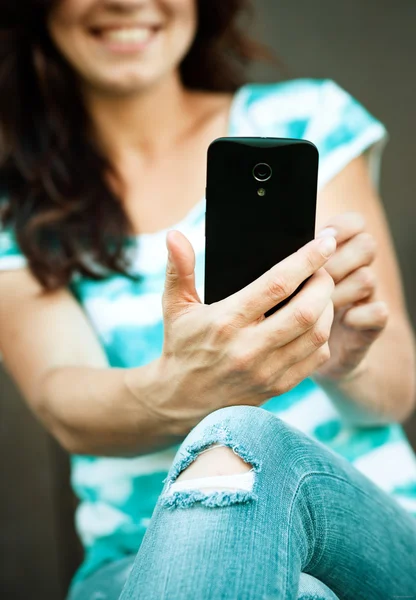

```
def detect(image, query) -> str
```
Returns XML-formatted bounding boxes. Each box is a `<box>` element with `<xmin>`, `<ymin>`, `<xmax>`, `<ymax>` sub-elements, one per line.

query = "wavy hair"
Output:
<box><xmin>0</xmin><ymin>0</ymin><xmax>277</xmax><ymax>290</ymax></box>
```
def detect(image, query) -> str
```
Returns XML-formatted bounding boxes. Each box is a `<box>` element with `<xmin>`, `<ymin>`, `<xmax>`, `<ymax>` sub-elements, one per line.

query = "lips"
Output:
<box><xmin>88</xmin><ymin>23</ymin><xmax>162</xmax><ymax>52</ymax></box>
<box><xmin>88</xmin><ymin>22</ymin><xmax>162</xmax><ymax>50</ymax></box>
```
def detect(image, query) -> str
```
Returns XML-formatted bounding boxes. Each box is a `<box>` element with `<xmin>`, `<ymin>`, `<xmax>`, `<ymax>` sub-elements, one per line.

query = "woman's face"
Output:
<box><xmin>47</xmin><ymin>0</ymin><xmax>197</xmax><ymax>94</ymax></box>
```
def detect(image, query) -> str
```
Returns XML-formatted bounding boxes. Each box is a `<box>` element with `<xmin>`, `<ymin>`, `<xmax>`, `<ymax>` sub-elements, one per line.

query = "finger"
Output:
<box><xmin>262</xmin><ymin>302</ymin><xmax>334</xmax><ymax>379</ymax></box>
<box><xmin>316</xmin><ymin>211</ymin><xmax>366</xmax><ymax>245</ymax></box>
<box><xmin>223</xmin><ymin>236</ymin><xmax>337</xmax><ymax>325</ymax></box>
<box><xmin>163</xmin><ymin>230</ymin><xmax>201</xmax><ymax>320</ymax></box>
<box><xmin>268</xmin><ymin>343</ymin><xmax>331</xmax><ymax>398</ymax></box>
<box><xmin>325</xmin><ymin>232</ymin><xmax>377</xmax><ymax>283</ymax></box>
<box><xmin>342</xmin><ymin>301</ymin><xmax>389</xmax><ymax>332</ymax></box>
<box><xmin>254</xmin><ymin>268</ymin><xmax>334</xmax><ymax>348</ymax></box>
<box><xmin>332</xmin><ymin>267</ymin><xmax>376</xmax><ymax>310</ymax></box>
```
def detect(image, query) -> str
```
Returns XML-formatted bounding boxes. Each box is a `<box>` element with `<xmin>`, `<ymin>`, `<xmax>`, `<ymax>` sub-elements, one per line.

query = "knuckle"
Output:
<box><xmin>211</xmin><ymin>315</ymin><xmax>237</xmax><ymax>340</ymax></box>
<box><xmin>266</xmin><ymin>276</ymin><xmax>291</xmax><ymax>302</ymax></box>
<box><xmin>311</xmin><ymin>323</ymin><xmax>330</xmax><ymax>348</ymax></box>
<box><xmin>252</xmin><ymin>367</ymin><xmax>270</xmax><ymax>389</ymax></box>
<box><xmin>284</xmin><ymin>345</ymin><xmax>300</xmax><ymax>367</ymax></box>
<box><xmin>374</xmin><ymin>302</ymin><xmax>389</xmax><ymax>323</ymax></box>
<box><xmin>231</xmin><ymin>306</ymin><xmax>254</xmax><ymax>327</ymax></box>
<box><xmin>358</xmin><ymin>232</ymin><xmax>377</xmax><ymax>260</ymax></box>
<box><xmin>356</xmin><ymin>267</ymin><xmax>376</xmax><ymax>295</ymax></box>
<box><xmin>229</xmin><ymin>347</ymin><xmax>255</xmax><ymax>373</ymax></box>
<box><xmin>272</xmin><ymin>378</ymin><xmax>292</xmax><ymax>397</ymax></box>
<box><xmin>293</xmin><ymin>304</ymin><xmax>318</xmax><ymax>329</ymax></box>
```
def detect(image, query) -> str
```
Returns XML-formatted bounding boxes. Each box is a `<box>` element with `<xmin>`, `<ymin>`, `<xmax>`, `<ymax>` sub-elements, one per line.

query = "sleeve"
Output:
<box><xmin>303</xmin><ymin>79</ymin><xmax>388</xmax><ymax>192</ymax></box>
<box><xmin>0</xmin><ymin>201</ymin><xmax>27</xmax><ymax>270</ymax></box>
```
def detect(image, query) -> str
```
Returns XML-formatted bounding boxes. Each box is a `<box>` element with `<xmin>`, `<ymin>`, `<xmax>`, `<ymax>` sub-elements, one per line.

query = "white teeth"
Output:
<box><xmin>102</xmin><ymin>28</ymin><xmax>152</xmax><ymax>43</ymax></box>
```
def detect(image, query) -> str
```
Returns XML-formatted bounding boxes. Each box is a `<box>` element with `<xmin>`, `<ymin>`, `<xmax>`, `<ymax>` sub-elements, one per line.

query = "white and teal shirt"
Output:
<box><xmin>1</xmin><ymin>79</ymin><xmax>416</xmax><ymax>585</ymax></box>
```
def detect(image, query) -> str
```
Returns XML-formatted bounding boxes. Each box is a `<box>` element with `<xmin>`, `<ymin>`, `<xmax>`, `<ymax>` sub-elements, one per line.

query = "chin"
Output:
<box><xmin>84</xmin><ymin>65</ymin><xmax>169</xmax><ymax>97</ymax></box>
<box><xmin>84</xmin><ymin>74</ymin><xmax>157</xmax><ymax>97</ymax></box>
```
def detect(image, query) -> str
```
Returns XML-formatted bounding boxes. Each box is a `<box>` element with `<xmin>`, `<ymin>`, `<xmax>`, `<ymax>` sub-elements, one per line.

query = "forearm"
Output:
<box><xmin>315</xmin><ymin>318</ymin><xmax>416</xmax><ymax>426</ymax></box>
<box><xmin>37</xmin><ymin>360</ymin><xmax>188</xmax><ymax>456</ymax></box>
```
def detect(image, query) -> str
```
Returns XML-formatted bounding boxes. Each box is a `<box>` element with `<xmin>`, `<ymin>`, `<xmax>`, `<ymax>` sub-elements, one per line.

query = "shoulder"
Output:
<box><xmin>237</xmin><ymin>78</ymin><xmax>382</xmax><ymax>134</ymax></box>
<box><xmin>235</xmin><ymin>78</ymin><xmax>327</xmax><ymax>131</ymax></box>
<box><xmin>235</xmin><ymin>78</ymin><xmax>388</xmax><ymax>189</ymax></box>
<box><xmin>239</xmin><ymin>78</ymin><xmax>326</xmax><ymax>114</ymax></box>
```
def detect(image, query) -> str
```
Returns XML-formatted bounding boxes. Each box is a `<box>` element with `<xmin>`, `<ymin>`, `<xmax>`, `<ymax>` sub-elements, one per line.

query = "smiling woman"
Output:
<box><xmin>0</xmin><ymin>0</ymin><xmax>268</xmax><ymax>289</ymax></box>
<box><xmin>1</xmin><ymin>1</ymin><xmax>416</xmax><ymax>599</ymax></box>
<box><xmin>46</xmin><ymin>0</ymin><xmax>197</xmax><ymax>92</ymax></box>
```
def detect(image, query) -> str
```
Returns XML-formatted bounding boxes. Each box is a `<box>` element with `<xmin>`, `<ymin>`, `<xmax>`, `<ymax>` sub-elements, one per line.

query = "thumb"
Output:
<box><xmin>163</xmin><ymin>230</ymin><xmax>202</xmax><ymax>318</ymax></box>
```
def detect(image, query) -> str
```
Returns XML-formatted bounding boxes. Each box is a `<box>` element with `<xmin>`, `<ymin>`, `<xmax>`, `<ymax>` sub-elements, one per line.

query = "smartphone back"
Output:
<box><xmin>204</xmin><ymin>137</ymin><xmax>319</xmax><ymax>315</ymax></box>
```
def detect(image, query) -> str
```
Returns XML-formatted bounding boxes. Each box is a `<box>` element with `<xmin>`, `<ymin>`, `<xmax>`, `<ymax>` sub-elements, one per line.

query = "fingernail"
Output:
<box><xmin>317</xmin><ymin>227</ymin><xmax>337</xmax><ymax>239</ymax></box>
<box><xmin>319</xmin><ymin>236</ymin><xmax>337</xmax><ymax>257</ymax></box>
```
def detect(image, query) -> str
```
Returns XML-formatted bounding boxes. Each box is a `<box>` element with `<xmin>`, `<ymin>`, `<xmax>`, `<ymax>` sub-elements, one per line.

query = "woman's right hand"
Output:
<box><xmin>129</xmin><ymin>230</ymin><xmax>336</xmax><ymax>432</ymax></box>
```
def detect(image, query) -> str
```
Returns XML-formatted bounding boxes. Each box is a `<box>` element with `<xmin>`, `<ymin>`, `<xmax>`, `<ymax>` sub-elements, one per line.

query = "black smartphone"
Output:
<box><xmin>204</xmin><ymin>137</ymin><xmax>319</xmax><ymax>317</ymax></box>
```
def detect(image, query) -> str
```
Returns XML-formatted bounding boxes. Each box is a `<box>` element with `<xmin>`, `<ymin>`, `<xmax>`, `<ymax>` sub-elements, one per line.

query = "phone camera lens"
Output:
<box><xmin>253</xmin><ymin>163</ymin><xmax>272</xmax><ymax>182</ymax></box>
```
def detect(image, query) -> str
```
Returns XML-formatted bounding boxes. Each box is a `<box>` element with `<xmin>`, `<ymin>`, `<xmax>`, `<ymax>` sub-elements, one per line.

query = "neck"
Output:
<box><xmin>82</xmin><ymin>73</ymin><xmax>195</xmax><ymax>161</ymax></box>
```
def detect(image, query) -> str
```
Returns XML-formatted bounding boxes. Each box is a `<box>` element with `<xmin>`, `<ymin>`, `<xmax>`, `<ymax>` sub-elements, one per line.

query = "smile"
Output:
<box><xmin>90</xmin><ymin>24</ymin><xmax>161</xmax><ymax>52</ymax></box>
<box><xmin>100</xmin><ymin>28</ymin><xmax>154</xmax><ymax>43</ymax></box>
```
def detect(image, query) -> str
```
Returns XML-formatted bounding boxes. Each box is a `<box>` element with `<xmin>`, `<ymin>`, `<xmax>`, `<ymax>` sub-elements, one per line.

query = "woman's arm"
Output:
<box><xmin>0</xmin><ymin>233</ymin><xmax>339</xmax><ymax>456</ymax></box>
<box><xmin>0</xmin><ymin>268</ymin><xmax>182</xmax><ymax>456</ymax></box>
<box><xmin>314</xmin><ymin>154</ymin><xmax>416</xmax><ymax>425</ymax></box>
<box><xmin>39</xmin><ymin>363</ymin><xmax>182</xmax><ymax>456</ymax></box>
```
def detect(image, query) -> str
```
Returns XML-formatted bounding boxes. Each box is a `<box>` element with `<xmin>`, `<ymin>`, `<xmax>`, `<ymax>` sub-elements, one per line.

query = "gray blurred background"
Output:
<box><xmin>1</xmin><ymin>0</ymin><xmax>415</xmax><ymax>598</ymax></box>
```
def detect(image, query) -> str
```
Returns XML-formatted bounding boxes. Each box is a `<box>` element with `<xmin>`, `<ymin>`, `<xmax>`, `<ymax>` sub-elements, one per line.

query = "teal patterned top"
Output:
<box><xmin>1</xmin><ymin>79</ymin><xmax>415</xmax><ymax>586</ymax></box>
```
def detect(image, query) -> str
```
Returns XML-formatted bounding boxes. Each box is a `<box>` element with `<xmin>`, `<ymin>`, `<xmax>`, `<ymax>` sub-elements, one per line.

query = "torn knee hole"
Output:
<box><xmin>166</xmin><ymin>444</ymin><xmax>254</xmax><ymax>496</ymax></box>
<box><xmin>176</xmin><ymin>444</ymin><xmax>252</xmax><ymax>481</ymax></box>
<box><xmin>161</xmin><ymin>429</ymin><xmax>261</xmax><ymax>508</ymax></box>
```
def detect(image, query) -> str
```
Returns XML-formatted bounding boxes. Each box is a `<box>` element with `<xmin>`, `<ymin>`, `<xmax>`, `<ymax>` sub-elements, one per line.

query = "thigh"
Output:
<box><xmin>67</xmin><ymin>556</ymin><xmax>135</xmax><ymax>600</ymax></box>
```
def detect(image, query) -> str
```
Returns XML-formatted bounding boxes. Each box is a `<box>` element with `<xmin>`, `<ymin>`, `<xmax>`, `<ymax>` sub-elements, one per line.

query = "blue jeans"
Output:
<box><xmin>69</xmin><ymin>406</ymin><xmax>416</xmax><ymax>599</ymax></box>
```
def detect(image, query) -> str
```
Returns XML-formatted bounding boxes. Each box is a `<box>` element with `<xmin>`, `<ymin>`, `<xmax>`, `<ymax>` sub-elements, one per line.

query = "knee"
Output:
<box><xmin>163</xmin><ymin>404</ymin><xmax>330</xmax><ymax>505</ymax></box>
<box><xmin>161</xmin><ymin>405</ymin><xmax>312</xmax><ymax>509</ymax></box>
<box><xmin>174</xmin><ymin>444</ymin><xmax>252</xmax><ymax>483</ymax></box>
<box><xmin>179</xmin><ymin>406</ymin><xmax>264</xmax><ymax>476</ymax></box>
<box><xmin>189</xmin><ymin>404</ymin><xmax>275</xmax><ymax>440</ymax></box>
<box><xmin>161</xmin><ymin>442</ymin><xmax>256</xmax><ymax>507</ymax></box>
<box><xmin>161</xmin><ymin>406</ymin><xmax>267</xmax><ymax>508</ymax></box>
<box><xmin>176</xmin><ymin>404</ymin><xmax>274</xmax><ymax>470</ymax></box>
<box><xmin>185</xmin><ymin>404</ymin><xmax>293</xmax><ymax>457</ymax></box>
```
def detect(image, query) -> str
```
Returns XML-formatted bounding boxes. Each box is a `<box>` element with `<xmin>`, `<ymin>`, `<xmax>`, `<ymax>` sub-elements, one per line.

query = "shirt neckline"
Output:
<box><xmin>130</xmin><ymin>84</ymin><xmax>248</xmax><ymax>243</ymax></box>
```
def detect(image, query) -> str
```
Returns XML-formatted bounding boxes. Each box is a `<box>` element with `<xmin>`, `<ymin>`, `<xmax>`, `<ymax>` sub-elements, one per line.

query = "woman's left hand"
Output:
<box><xmin>313</xmin><ymin>212</ymin><xmax>389</xmax><ymax>382</ymax></box>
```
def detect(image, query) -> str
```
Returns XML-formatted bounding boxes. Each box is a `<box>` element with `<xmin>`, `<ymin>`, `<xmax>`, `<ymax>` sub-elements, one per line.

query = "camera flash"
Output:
<box><xmin>257</xmin><ymin>188</ymin><xmax>266</xmax><ymax>197</ymax></box>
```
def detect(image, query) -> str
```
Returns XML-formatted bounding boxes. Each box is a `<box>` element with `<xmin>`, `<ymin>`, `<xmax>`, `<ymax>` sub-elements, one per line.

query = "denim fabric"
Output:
<box><xmin>69</xmin><ymin>406</ymin><xmax>416</xmax><ymax>599</ymax></box>
<box><xmin>68</xmin><ymin>560</ymin><xmax>339</xmax><ymax>600</ymax></box>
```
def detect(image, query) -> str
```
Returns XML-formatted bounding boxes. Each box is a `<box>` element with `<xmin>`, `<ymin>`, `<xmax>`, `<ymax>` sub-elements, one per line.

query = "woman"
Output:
<box><xmin>0</xmin><ymin>0</ymin><xmax>415</xmax><ymax>598</ymax></box>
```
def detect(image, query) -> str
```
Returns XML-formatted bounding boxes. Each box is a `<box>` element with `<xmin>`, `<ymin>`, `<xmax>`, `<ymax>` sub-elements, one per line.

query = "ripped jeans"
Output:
<box><xmin>69</xmin><ymin>406</ymin><xmax>416</xmax><ymax>600</ymax></box>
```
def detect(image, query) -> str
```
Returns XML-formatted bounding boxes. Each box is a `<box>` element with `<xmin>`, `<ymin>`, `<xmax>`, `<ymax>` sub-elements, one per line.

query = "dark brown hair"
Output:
<box><xmin>0</xmin><ymin>0</ymin><xmax>277</xmax><ymax>290</ymax></box>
